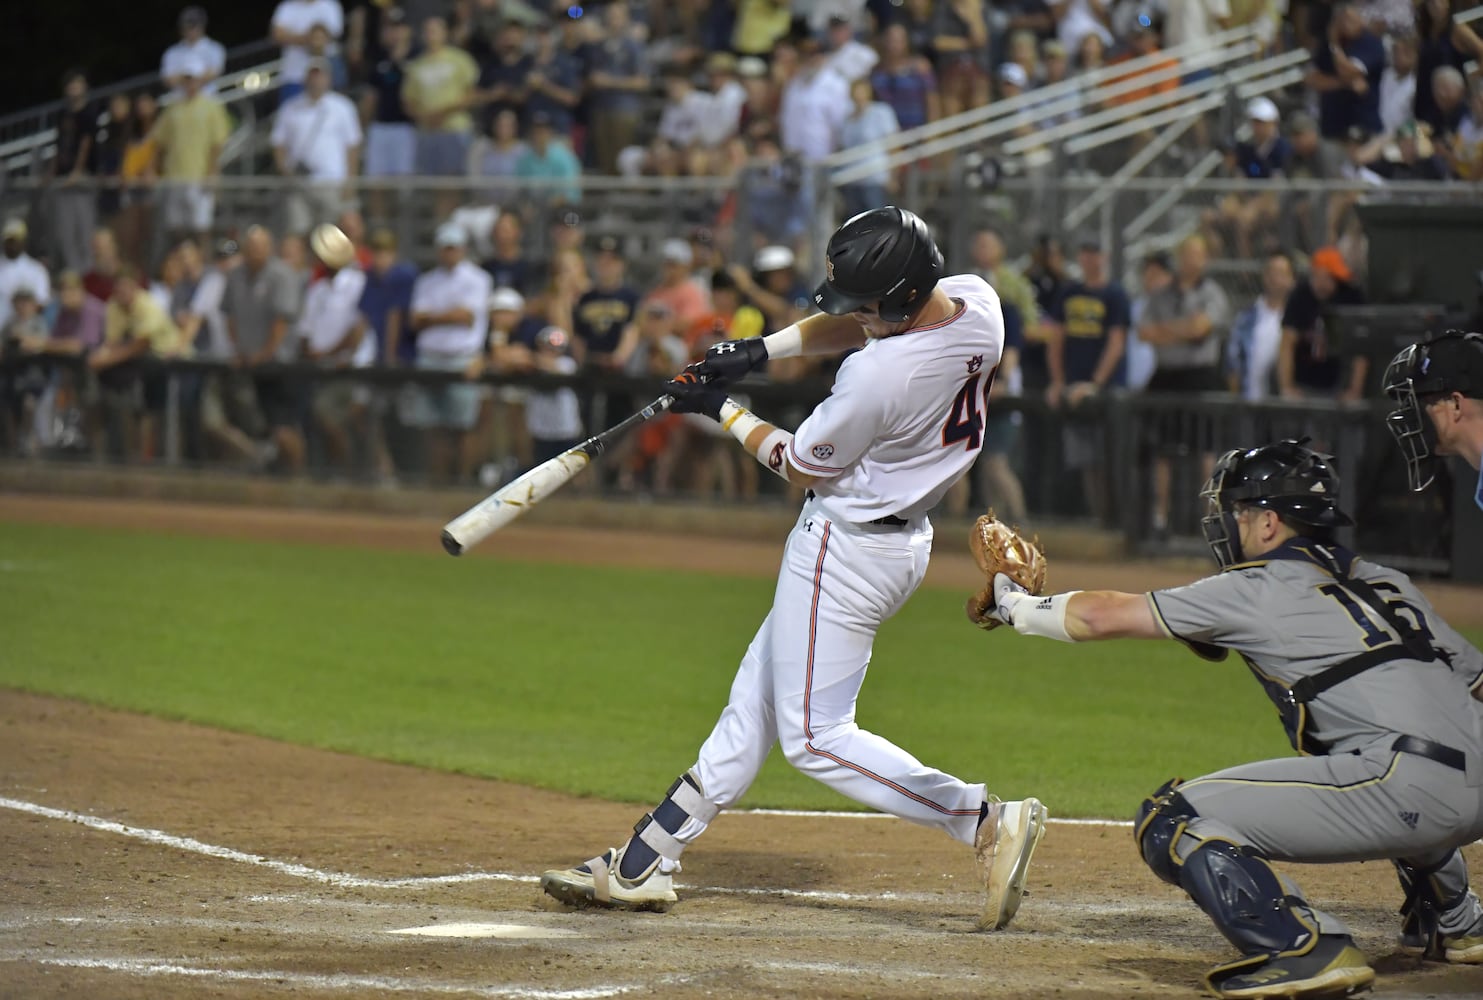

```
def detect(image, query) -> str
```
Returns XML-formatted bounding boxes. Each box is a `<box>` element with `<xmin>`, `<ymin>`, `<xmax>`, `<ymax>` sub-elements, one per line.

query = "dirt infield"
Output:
<box><xmin>4</xmin><ymin>496</ymin><xmax>1483</xmax><ymax>999</ymax></box>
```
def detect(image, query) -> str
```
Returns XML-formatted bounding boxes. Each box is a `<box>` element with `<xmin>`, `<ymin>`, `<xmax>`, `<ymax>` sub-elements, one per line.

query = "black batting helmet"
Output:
<box><xmin>1382</xmin><ymin>329</ymin><xmax>1483</xmax><ymax>492</ymax></box>
<box><xmin>813</xmin><ymin>207</ymin><xmax>944</xmax><ymax>324</ymax></box>
<box><xmin>1200</xmin><ymin>439</ymin><xmax>1352</xmax><ymax>569</ymax></box>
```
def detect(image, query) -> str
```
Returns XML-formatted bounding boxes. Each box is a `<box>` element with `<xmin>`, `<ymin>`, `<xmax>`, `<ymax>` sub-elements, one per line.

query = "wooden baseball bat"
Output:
<box><xmin>441</xmin><ymin>393</ymin><xmax>676</xmax><ymax>555</ymax></box>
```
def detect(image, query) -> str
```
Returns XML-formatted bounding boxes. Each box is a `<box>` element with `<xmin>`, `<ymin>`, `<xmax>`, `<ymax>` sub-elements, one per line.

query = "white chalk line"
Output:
<box><xmin>0</xmin><ymin>794</ymin><xmax>1123</xmax><ymax>905</ymax></box>
<box><xmin>7</xmin><ymin>956</ymin><xmax>654</xmax><ymax>999</ymax></box>
<box><xmin>739</xmin><ymin>807</ymin><xmax>1133</xmax><ymax>828</ymax></box>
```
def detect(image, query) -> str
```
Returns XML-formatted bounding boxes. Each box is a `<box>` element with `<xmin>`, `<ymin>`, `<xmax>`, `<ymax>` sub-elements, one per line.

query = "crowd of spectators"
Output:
<box><xmin>2</xmin><ymin>0</ymin><xmax>1482</xmax><ymax>524</ymax></box>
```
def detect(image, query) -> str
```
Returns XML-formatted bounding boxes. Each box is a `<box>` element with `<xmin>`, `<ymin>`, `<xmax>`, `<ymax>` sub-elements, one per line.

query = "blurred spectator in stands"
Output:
<box><xmin>1074</xmin><ymin>27</ymin><xmax>1107</xmax><ymax>76</ymax></box>
<box><xmin>405</xmin><ymin>222</ymin><xmax>491</xmax><ymax>483</ymax></box>
<box><xmin>461</xmin><ymin>0</ymin><xmax>543</xmax><ymax>62</ymax></box>
<box><xmin>1105</xmin><ymin>15</ymin><xmax>1178</xmax><ymax>109</ymax></box>
<box><xmin>50</xmin><ymin>70</ymin><xmax>99</xmax><ymax>273</ymax></box>
<box><xmin>467</xmin><ymin>108</ymin><xmax>528</xmax><ymax>196</ymax></box>
<box><xmin>81</xmin><ymin>229</ymin><xmax>120</xmax><ymax>303</ymax></box>
<box><xmin>933</xmin><ymin>0</ymin><xmax>992</xmax><ymax>116</ymax></box>
<box><xmin>91</xmin><ymin>265</ymin><xmax>185</xmax><ymax>461</ymax></box>
<box><xmin>481</xmin><ymin>212</ymin><xmax>534</xmax><ymax>295</ymax></box>
<box><xmin>1137</xmin><ymin>234</ymin><xmax>1229</xmax><ymax>539</ymax></box>
<box><xmin>646</xmin><ymin>239</ymin><xmax>710</xmax><ymax>328</ymax></box>
<box><xmin>1226</xmin><ymin>0</ymin><xmax>1286</xmax><ymax>49</ymax></box>
<box><xmin>523</xmin><ymin>325</ymin><xmax>583</xmax><ymax>464</ymax></box>
<box><xmin>657</xmin><ymin>64</ymin><xmax>711</xmax><ymax>150</ymax></box>
<box><xmin>1307</xmin><ymin>3</ymin><xmax>1385</xmax><ymax>141</ymax></box>
<box><xmin>735</xmin><ymin>57</ymin><xmax>777</xmax><ymax>129</ymax></box>
<box><xmin>1373</xmin><ymin>118</ymin><xmax>1450</xmax><ymax>179</ymax></box>
<box><xmin>0</xmin><ymin>220</ymin><xmax>52</xmax><ymax>332</ymax></box>
<box><xmin>298</xmin><ymin>231</ymin><xmax>371</xmax><ymax>473</ymax></box>
<box><xmin>526</xmin><ymin>24</ymin><xmax>584</xmax><ymax>139</ymax></box>
<box><xmin>163</xmin><ymin>7</ymin><xmax>225</xmax><ymax>94</ymax></box>
<box><xmin>1164</xmin><ymin>0</ymin><xmax>1231</xmax><ymax>60</ymax></box>
<box><xmin>223</xmin><ymin>225</ymin><xmax>306</xmax><ymax>473</ymax></box>
<box><xmin>1277</xmin><ymin>246</ymin><xmax>1366</xmax><ymax>402</ymax></box>
<box><xmin>781</xmin><ymin>35</ymin><xmax>851</xmax><ymax>162</ymax></box>
<box><xmin>1355</xmin><ymin>0</ymin><xmax>1414</xmax><ymax>34</ymax></box>
<box><xmin>272</xmin><ymin>0</ymin><xmax>345</xmax><ymax>102</ymax></box>
<box><xmin>970</xmin><ymin>227</ymin><xmax>1038</xmax><ymax>348</ymax></box>
<box><xmin>517</xmin><ymin>113</ymin><xmax>582</xmax><ymax>206</ymax></box>
<box><xmin>528</xmin><ymin>248</ymin><xmax>589</xmax><ymax>344</ymax></box>
<box><xmin>473</xmin><ymin>286</ymin><xmax>536</xmax><ymax>481</ymax></box>
<box><xmin>362</xmin><ymin>7</ymin><xmax>416</xmax><ymax>214</ymax></box>
<box><xmin>826</xmin><ymin>14</ymin><xmax>879</xmax><ymax>84</ymax></box>
<box><xmin>622</xmin><ymin>299</ymin><xmax>688</xmax><ymax>378</ymax></box>
<box><xmin>475</xmin><ymin>21</ymin><xmax>533</xmax><ymax>129</ymax></box>
<box><xmin>1124</xmin><ymin>250</ymin><xmax>1167</xmax><ymax>392</ymax></box>
<box><xmin>359</xmin><ymin>227</ymin><xmax>418</xmax><ymax>368</ymax></box>
<box><xmin>175</xmin><ymin>239</ymin><xmax>264</xmax><ymax>467</ymax></box>
<box><xmin>1047</xmin><ymin>235</ymin><xmax>1128</xmax><ymax>523</ymax></box>
<box><xmin>3</xmin><ymin>289</ymin><xmax>49</xmax><ymax>353</ymax></box>
<box><xmin>1277</xmin><ymin>111</ymin><xmax>1338</xmax><ymax>254</ymax></box>
<box><xmin>403</xmin><ymin>16</ymin><xmax>479</xmax><ymax>217</ymax></box>
<box><xmin>871</xmin><ymin>24</ymin><xmax>940</xmax><ymax>131</ymax></box>
<box><xmin>726</xmin><ymin>244</ymin><xmax>807</xmax><ymax>334</ymax></box>
<box><xmin>995</xmin><ymin>63</ymin><xmax>1037</xmax><ymax>142</ymax></box>
<box><xmin>574</xmin><ymin>235</ymin><xmax>639</xmax><ymax>370</ymax></box>
<box><xmin>1023</xmin><ymin>232</ymin><xmax>1067</xmax><ymax>392</ymax></box>
<box><xmin>1225</xmin><ymin>250</ymin><xmax>1296</xmax><ymax>401</ymax></box>
<box><xmin>1206</xmin><ymin>96</ymin><xmax>1288</xmax><ymax>258</ymax></box>
<box><xmin>1426</xmin><ymin>65</ymin><xmax>1472</xmax><ymax>143</ymax></box>
<box><xmin>93</xmin><ymin>94</ymin><xmax>133</xmax><ymax>221</ymax></box>
<box><xmin>699</xmin><ymin>53</ymin><xmax>749</xmax><ymax>150</ymax></box>
<box><xmin>1415</xmin><ymin>0</ymin><xmax>1483</xmax><ymax>135</ymax></box>
<box><xmin>1006</xmin><ymin>30</ymin><xmax>1043</xmax><ymax>85</ymax></box>
<box><xmin>1440</xmin><ymin>79</ymin><xmax>1483</xmax><ymax>180</ymax></box>
<box><xmin>272</xmin><ymin>60</ymin><xmax>362</xmax><ymax>237</ymax></box>
<box><xmin>733</xmin><ymin>0</ymin><xmax>793</xmax><ymax>57</ymax></box>
<box><xmin>1039</xmin><ymin>39</ymin><xmax>1076</xmax><ymax>104</ymax></box>
<box><xmin>836</xmin><ymin>79</ymin><xmax>900</xmax><ymax>219</ymax></box>
<box><xmin>694</xmin><ymin>267</ymin><xmax>767</xmax><ymax>344</ymax></box>
<box><xmin>744</xmin><ymin>133</ymin><xmax>813</xmax><ymax>248</ymax></box>
<box><xmin>48</xmin><ymin>271</ymin><xmax>106</xmax><ymax>355</ymax></box>
<box><xmin>278</xmin><ymin>233</ymin><xmax>313</xmax><ymax>300</ymax></box>
<box><xmin>152</xmin><ymin>58</ymin><xmax>231</xmax><ymax>248</ymax></box>
<box><xmin>588</xmin><ymin>2</ymin><xmax>651</xmax><ymax>173</ymax></box>
<box><xmin>117</xmin><ymin>93</ymin><xmax>159</xmax><ymax>268</ymax></box>
<box><xmin>1379</xmin><ymin>31</ymin><xmax>1419</xmax><ymax>136</ymax></box>
<box><xmin>1052</xmin><ymin>0</ymin><xmax>1113</xmax><ymax>56</ymax></box>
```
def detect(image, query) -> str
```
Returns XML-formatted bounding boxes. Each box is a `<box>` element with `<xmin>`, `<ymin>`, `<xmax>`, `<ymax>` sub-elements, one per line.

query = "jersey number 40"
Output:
<box><xmin>942</xmin><ymin>369</ymin><xmax>998</xmax><ymax>451</ymax></box>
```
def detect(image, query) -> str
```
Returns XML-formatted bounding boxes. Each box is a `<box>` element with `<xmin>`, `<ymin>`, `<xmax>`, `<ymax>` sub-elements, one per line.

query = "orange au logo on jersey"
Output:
<box><xmin>769</xmin><ymin>442</ymin><xmax>786</xmax><ymax>471</ymax></box>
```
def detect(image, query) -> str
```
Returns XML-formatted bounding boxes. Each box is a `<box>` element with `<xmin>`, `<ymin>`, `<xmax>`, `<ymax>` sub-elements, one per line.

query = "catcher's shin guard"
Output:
<box><xmin>1134</xmin><ymin>777</ymin><xmax>1194</xmax><ymax>887</ymax></box>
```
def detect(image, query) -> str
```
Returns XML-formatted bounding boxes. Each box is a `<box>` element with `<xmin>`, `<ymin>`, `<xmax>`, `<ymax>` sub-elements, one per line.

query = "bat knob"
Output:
<box><xmin>441</xmin><ymin>530</ymin><xmax>465</xmax><ymax>557</ymax></box>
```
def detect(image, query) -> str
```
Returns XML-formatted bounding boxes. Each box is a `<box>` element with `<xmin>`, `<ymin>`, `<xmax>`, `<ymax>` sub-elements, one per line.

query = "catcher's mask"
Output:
<box><xmin>1383</xmin><ymin>330</ymin><xmax>1483</xmax><ymax>492</ymax></box>
<box><xmin>813</xmin><ymin>206</ymin><xmax>944</xmax><ymax>325</ymax></box>
<box><xmin>1199</xmin><ymin>439</ymin><xmax>1353</xmax><ymax>569</ymax></box>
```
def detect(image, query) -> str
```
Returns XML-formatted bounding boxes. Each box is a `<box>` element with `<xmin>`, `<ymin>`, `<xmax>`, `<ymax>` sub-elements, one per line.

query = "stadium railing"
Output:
<box><xmin>0</xmin><ymin>354</ymin><xmax>1457</xmax><ymax>576</ymax></box>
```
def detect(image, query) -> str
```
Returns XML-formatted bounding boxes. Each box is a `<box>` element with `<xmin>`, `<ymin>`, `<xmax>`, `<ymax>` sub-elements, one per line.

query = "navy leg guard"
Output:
<box><xmin>1134</xmin><ymin>777</ymin><xmax>1194</xmax><ymax>887</ymax></box>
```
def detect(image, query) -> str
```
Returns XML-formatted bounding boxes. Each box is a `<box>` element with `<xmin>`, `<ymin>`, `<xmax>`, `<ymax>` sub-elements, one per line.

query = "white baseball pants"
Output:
<box><xmin>682</xmin><ymin>498</ymin><xmax>986</xmax><ymax>848</ymax></box>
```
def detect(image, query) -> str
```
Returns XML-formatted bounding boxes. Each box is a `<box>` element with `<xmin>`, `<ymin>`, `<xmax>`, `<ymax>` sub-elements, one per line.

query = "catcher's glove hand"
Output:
<box><xmin>966</xmin><ymin>511</ymin><xmax>1048</xmax><ymax>630</ymax></box>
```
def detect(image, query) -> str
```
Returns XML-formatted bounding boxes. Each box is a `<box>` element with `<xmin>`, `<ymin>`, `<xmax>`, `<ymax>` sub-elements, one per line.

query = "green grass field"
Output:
<box><xmin>8</xmin><ymin>519</ymin><xmax>1455</xmax><ymax>818</ymax></box>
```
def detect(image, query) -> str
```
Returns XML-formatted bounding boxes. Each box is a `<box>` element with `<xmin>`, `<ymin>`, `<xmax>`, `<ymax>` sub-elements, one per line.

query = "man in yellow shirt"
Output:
<box><xmin>92</xmin><ymin>266</ymin><xmax>186</xmax><ymax>460</ymax></box>
<box><xmin>402</xmin><ymin>14</ymin><xmax>478</xmax><ymax>216</ymax></box>
<box><xmin>151</xmin><ymin>56</ymin><xmax>232</xmax><ymax>245</ymax></box>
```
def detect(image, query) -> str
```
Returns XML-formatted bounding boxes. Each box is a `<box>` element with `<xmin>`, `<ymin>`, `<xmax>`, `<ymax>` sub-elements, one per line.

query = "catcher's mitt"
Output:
<box><xmin>966</xmin><ymin>511</ymin><xmax>1048</xmax><ymax>630</ymax></box>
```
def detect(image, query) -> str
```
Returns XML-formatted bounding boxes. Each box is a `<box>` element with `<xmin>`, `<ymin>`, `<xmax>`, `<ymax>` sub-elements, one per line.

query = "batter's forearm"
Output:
<box><xmin>720</xmin><ymin>399</ymin><xmax>816</xmax><ymax>486</ymax></box>
<box><xmin>795</xmin><ymin>313</ymin><xmax>867</xmax><ymax>356</ymax></box>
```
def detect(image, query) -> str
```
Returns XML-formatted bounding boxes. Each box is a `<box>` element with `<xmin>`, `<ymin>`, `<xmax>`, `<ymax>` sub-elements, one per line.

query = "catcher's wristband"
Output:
<box><xmin>1000</xmin><ymin>591</ymin><xmax>1080</xmax><ymax>643</ymax></box>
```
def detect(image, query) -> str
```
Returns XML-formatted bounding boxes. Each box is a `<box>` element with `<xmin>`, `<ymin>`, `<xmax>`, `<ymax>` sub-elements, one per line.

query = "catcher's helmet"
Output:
<box><xmin>1200</xmin><ymin>439</ymin><xmax>1352</xmax><ymax>569</ymax></box>
<box><xmin>813</xmin><ymin>207</ymin><xmax>944</xmax><ymax>324</ymax></box>
<box><xmin>1382</xmin><ymin>329</ymin><xmax>1483</xmax><ymax>492</ymax></box>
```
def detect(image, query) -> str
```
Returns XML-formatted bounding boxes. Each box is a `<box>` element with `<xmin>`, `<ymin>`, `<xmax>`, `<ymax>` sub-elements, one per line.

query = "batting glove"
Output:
<box><xmin>665</xmin><ymin>368</ymin><xmax>728</xmax><ymax>421</ymax></box>
<box><xmin>694</xmin><ymin>337</ymin><xmax>768</xmax><ymax>386</ymax></box>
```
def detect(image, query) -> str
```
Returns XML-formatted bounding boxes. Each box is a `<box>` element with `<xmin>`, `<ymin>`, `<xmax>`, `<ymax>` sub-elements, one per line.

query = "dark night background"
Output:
<box><xmin>1</xmin><ymin>1</ymin><xmax>276</xmax><ymax>115</ymax></box>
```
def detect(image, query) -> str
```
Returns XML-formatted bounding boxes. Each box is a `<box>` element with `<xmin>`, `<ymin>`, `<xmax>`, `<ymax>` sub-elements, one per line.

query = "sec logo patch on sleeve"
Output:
<box><xmin>811</xmin><ymin>443</ymin><xmax>835</xmax><ymax>461</ymax></box>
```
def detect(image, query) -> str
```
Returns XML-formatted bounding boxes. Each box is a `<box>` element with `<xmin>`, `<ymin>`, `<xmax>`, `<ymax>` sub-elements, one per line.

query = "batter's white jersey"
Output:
<box><xmin>787</xmin><ymin>273</ymin><xmax>1005</xmax><ymax>521</ymax></box>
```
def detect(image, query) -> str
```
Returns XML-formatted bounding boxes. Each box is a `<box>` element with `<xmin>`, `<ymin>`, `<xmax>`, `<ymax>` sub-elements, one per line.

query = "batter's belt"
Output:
<box><xmin>804</xmin><ymin>490</ymin><xmax>908</xmax><ymax>529</ymax></box>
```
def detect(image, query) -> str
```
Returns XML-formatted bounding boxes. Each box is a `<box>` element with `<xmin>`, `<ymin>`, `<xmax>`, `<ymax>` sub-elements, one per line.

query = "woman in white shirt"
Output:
<box><xmin>466</xmin><ymin>109</ymin><xmax>528</xmax><ymax>202</ymax></box>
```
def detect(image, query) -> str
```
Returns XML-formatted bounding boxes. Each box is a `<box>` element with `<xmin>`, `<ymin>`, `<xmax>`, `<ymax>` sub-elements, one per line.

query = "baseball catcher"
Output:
<box><xmin>980</xmin><ymin>439</ymin><xmax>1483</xmax><ymax>1000</ymax></box>
<box><xmin>966</xmin><ymin>513</ymin><xmax>1046</xmax><ymax>630</ymax></box>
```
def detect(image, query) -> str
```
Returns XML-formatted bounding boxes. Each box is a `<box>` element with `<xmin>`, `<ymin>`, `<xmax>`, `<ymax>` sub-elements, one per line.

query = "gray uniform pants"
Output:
<box><xmin>1177</xmin><ymin>740</ymin><xmax>1483</xmax><ymax>937</ymax></box>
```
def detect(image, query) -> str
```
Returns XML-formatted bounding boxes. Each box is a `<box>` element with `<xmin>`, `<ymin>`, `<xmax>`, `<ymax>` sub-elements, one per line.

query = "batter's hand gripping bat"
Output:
<box><xmin>441</xmin><ymin>392</ymin><xmax>677</xmax><ymax>555</ymax></box>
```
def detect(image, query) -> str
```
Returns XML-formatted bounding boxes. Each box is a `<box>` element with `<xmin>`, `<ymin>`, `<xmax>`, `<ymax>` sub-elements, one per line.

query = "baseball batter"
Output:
<box><xmin>540</xmin><ymin>207</ymin><xmax>1047</xmax><ymax>929</ymax></box>
<box><xmin>984</xmin><ymin>439</ymin><xmax>1483</xmax><ymax>999</ymax></box>
<box><xmin>1383</xmin><ymin>329</ymin><xmax>1483</xmax><ymax>510</ymax></box>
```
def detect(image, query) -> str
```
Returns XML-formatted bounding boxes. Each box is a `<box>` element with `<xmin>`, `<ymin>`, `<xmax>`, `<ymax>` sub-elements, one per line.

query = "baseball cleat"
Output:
<box><xmin>974</xmin><ymin>796</ymin><xmax>1047</xmax><ymax>930</ymax></box>
<box><xmin>1208</xmin><ymin>936</ymin><xmax>1374</xmax><ymax>999</ymax></box>
<box><xmin>540</xmin><ymin>846</ymin><xmax>678</xmax><ymax>913</ymax></box>
<box><xmin>1399</xmin><ymin>926</ymin><xmax>1483</xmax><ymax>964</ymax></box>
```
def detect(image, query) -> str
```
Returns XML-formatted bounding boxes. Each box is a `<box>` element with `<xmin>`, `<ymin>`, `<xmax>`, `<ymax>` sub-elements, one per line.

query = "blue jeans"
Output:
<box><xmin>842</xmin><ymin>182</ymin><xmax>889</xmax><ymax>220</ymax></box>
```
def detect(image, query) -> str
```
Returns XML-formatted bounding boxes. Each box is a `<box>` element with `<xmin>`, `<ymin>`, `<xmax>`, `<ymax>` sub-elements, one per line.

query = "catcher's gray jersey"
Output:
<box><xmin>1148</xmin><ymin>543</ymin><xmax>1483</xmax><ymax>763</ymax></box>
